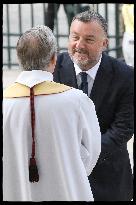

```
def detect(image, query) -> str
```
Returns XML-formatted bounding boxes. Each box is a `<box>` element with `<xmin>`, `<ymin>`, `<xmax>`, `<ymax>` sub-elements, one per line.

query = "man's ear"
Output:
<box><xmin>51</xmin><ymin>54</ymin><xmax>57</xmax><ymax>67</ymax></box>
<box><xmin>103</xmin><ymin>38</ymin><xmax>109</xmax><ymax>51</ymax></box>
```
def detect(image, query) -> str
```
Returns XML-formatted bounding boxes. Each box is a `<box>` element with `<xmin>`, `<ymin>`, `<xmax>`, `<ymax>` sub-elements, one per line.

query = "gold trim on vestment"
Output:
<box><xmin>3</xmin><ymin>81</ymin><xmax>72</xmax><ymax>98</ymax></box>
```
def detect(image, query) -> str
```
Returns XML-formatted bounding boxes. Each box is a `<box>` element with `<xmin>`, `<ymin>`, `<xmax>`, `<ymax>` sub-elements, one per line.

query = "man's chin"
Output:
<box><xmin>68</xmin><ymin>52</ymin><xmax>89</xmax><ymax>68</ymax></box>
<box><xmin>69</xmin><ymin>51</ymin><xmax>87</xmax><ymax>60</ymax></box>
<box><xmin>74</xmin><ymin>59</ymin><xmax>88</xmax><ymax>68</ymax></box>
<box><xmin>73</xmin><ymin>56</ymin><xmax>87</xmax><ymax>65</ymax></box>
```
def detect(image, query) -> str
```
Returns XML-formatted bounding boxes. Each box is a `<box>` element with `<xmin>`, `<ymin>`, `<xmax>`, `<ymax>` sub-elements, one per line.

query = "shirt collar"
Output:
<box><xmin>15</xmin><ymin>70</ymin><xmax>53</xmax><ymax>88</ymax></box>
<box><xmin>74</xmin><ymin>55</ymin><xmax>102</xmax><ymax>80</ymax></box>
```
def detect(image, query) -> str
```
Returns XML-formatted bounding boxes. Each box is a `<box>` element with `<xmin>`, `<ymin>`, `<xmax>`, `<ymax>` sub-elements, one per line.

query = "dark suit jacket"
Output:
<box><xmin>53</xmin><ymin>52</ymin><xmax>134</xmax><ymax>201</ymax></box>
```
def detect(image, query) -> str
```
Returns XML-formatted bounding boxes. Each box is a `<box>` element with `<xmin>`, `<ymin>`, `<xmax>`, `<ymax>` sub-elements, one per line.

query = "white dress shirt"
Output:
<box><xmin>74</xmin><ymin>55</ymin><xmax>102</xmax><ymax>96</ymax></box>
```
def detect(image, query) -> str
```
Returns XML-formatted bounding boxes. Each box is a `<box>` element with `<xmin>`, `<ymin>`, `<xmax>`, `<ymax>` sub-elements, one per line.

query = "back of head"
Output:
<box><xmin>72</xmin><ymin>10</ymin><xmax>108</xmax><ymax>37</ymax></box>
<box><xmin>16</xmin><ymin>25</ymin><xmax>57</xmax><ymax>71</ymax></box>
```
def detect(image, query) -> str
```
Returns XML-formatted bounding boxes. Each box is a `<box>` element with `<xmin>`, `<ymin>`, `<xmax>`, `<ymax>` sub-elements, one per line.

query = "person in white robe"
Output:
<box><xmin>3</xmin><ymin>25</ymin><xmax>101</xmax><ymax>201</ymax></box>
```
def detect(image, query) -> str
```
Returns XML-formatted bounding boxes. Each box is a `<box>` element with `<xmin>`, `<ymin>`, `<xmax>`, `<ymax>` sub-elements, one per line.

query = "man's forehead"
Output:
<box><xmin>71</xmin><ymin>19</ymin><xmax>103</xmax><ymax>30</ymax></box>
<box><xmin>70</xmin><ymin>20</ymin><xmax>105</xmax><ymax>36</ymax></box>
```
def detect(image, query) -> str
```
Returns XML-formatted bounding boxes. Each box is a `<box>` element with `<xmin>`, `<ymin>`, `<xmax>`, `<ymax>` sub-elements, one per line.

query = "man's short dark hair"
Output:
<box><xmin>72</xmin><ymin>10</ymin><xmax>108</xmax><ymax>37</ymax></box>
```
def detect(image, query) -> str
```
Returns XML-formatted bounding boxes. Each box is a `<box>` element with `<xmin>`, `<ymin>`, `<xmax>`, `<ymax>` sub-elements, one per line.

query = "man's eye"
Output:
<box><xmin>86</xmin><ymin>39</ymin><xmax>95</xmax><ymax>43</ymax></box>
<box><xmin>72</xmin><ymin>36</ymin><xmax>79</xmax><ymax>40</ymax></box>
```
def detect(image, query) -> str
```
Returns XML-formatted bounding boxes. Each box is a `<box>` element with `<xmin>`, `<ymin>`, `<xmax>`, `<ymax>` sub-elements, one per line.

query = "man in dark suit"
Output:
<box><xmin>53</xmin><ymin>10</ymin><xmax>134</xmax><ymax>201</ymax></box>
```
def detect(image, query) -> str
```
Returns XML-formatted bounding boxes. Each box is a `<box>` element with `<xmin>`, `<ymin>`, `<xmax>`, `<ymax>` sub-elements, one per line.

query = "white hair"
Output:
<box><xmin>16</xmin><ymin>25</ymin><xmax>57</xmax><ymax>70</ymax></box>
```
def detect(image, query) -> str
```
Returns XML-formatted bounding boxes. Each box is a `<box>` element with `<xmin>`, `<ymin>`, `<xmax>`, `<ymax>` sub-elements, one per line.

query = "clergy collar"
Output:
<box><xmin>74</xmin><ymin>55</ymin><xmax>102</xmax><ymax>80</ymax></box>
<box><xmin>15</xmin><ymin>70</ymin><xmax>53</xmax><ymax>88</ymax></box>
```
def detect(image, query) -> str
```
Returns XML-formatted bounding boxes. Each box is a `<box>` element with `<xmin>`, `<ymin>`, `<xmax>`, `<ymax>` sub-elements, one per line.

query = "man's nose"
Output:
<box><xmin>75</xmin><ymin>39</ymin><xmax>85</xmax><ymax>49</ymax></box>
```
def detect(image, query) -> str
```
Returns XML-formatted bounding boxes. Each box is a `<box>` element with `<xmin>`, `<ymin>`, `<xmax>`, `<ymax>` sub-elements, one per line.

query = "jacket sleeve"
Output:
<box><xmin>98</xmin><ymin>67</ymin><xmax>134</xmax><ymax>164</ymax></box>
<box><xmin>79</xmin><ymin>93</ymin><xmax>101</xmax><ymax>176</ymax></box>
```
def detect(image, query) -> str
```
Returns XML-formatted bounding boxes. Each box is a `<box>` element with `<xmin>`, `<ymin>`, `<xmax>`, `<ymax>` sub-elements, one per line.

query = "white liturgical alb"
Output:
<box><xmin>3</xmin><ymin>70</ymin><xmax>101</xmax><ymax>201</ymax></box>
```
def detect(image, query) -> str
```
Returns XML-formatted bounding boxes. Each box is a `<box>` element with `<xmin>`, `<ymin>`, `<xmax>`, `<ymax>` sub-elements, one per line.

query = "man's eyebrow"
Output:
<box><xmin>71</xmin><ymin>32</ymin><xmax>95</xmax><ymax>38</ymax></box>
<box><xmin>85</xmin><ymin>35</ymin><xmax>95</xmax><ymax>38</ymax></box>
<box><xmin>70</xmin><ymin>32</ymin><xmax>78</xmax><ymax>35</ymax></box>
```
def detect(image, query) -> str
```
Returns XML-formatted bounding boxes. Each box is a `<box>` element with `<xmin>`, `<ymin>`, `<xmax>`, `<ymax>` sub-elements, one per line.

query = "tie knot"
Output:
<box><xmin>80</xmin><ymin>72</ymin><xmax>88</xmax><ymax>83</ymax></box>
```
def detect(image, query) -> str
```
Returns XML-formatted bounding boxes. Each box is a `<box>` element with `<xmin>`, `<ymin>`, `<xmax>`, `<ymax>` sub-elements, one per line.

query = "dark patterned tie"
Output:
<box><xmin>79</xmin><ymin>72</ymin><xmax>88</xmax><ymax>96</ymax></box>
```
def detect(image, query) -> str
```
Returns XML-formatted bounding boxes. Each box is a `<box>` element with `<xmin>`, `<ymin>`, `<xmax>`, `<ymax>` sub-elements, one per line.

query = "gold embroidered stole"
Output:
<box><xmin>3</xmin><ymin>81</ymin><xmax>72</xmax><ymax>98</ymax></box>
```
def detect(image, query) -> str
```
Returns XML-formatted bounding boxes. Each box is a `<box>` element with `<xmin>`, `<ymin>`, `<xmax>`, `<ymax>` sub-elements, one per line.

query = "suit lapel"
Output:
<box><xmin>59</xmin><ymin>52</ymin><xmax>113</xmax><ymax>113</ymax></box>
<box><xmin>90</xmin><ymin>53</ymin><xmax>113</xmax><ymax>112</ymax></box>
<box><xmin>59</xmin><ymin>53</ymin><xmax>78</xmax><ymax>88</ymax></box>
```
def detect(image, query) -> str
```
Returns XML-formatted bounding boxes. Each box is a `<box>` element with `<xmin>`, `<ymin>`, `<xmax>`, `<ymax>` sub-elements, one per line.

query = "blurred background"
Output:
<box><xmin>3</xmin><ymin>3</ymin><xmax>129</xmax><ymax>70</ymax></box>
<box><xmin>2</xmin><ymin>4</ymin><xmax>134</xmax><ymax>170</ymax></box>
